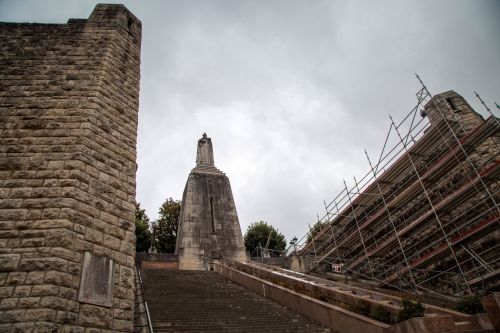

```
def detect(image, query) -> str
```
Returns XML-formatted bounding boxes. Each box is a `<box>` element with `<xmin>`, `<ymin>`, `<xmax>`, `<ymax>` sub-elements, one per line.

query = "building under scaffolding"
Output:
<box><xmin>295</xmin><ymin>79</ymin><xmax>500</xmax><ymax>297</ymax></box>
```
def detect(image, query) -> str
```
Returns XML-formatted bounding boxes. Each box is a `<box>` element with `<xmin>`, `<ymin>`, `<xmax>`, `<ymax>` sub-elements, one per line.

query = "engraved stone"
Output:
<box><xmin>78</xmin><ymin>252</ymin><xmax>114</xmax><ymax>307</ymax></box>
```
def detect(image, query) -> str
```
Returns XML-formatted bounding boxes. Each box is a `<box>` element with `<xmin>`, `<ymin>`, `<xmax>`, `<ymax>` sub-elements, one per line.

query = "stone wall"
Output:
<box><xmin>0</xmin><ymin>4</ymin><xmax>141</xmax><ymax>332</ymax></box>
<box><xmin>424</xmin><ymin>90</ymin><xmax>484</xmax><ymax>133</ymax></box>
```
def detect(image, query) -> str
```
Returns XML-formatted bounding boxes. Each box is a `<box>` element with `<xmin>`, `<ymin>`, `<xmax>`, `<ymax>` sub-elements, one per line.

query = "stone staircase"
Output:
<box><xmin>141</xmin><ymin>269</ymin><xmax>331</xmax><ymax>333</ymax></box>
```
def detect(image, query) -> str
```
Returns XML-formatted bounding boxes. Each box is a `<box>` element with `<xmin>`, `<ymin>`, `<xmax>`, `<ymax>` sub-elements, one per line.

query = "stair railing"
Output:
<box><xmin>136</xmin><ymin>265</ymin><xmax>154</xmax><ymax>333</ymax></box>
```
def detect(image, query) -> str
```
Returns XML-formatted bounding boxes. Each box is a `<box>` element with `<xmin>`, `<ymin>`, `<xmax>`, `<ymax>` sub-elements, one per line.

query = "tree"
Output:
<box><xmin>135</xmin><ymin>203</ymin><xmax>152</xmax><ymax>252</ymax></box>
<box><xmin>454</xmin><ymin>295</ymin><xmax>484</xmax><ymax>314</ymax></box>
<box><xmin>155</xmin><ymin>198</ymin><xmax>181</xmax><ymax>253</ymax></box>
<box><xmin>397</xmin><ymin>298</ymin><xmax>425</xmax><ymax>322</ymax></box>
<box><xmin>244</xmin><ymin>221</ymin><xmax>286</xmax><ymax>257</ymax></box>
<box><xmin>307</xmin><ymin>220</ymin><xmax>324</xmax><ymax>244</ymax></box>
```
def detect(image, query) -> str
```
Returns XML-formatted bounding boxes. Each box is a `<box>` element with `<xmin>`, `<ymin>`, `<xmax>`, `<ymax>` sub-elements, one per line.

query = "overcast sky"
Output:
<box><xmin>1</xmin><ymin>0</ymin><xmax>499</xmax><ymax>245</ymax></box>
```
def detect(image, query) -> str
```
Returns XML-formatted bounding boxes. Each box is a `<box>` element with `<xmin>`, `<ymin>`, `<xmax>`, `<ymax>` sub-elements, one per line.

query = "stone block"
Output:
<box><xmin>19</xmin><ymin>257</ymin><xmax>68</xmax><ymax>272</ymax></box>
<box><xmin>21</xmin><ymin>237</ymin><xmax>45</xmax><ymax>247</ymax></box>
<box><xmin>0</xmin><ymin>324</ymin><xmax>12</xmax><ymax>333</ymax></box>
<box><xmin>13</xmin><ymin>286</ymin><xmax>31</xmax><ymax>297</ymax></box>
<box><xmin>6</xmin><ymin>272</ymin><xmax>27</xmax><ymax>285</ymax></box>
<box><xmin>18</xmin><ymin>297</ymin><xmax>40</xmax><ymax>308</ymax></box>
<box><xmin>40</xmin><ymin>296</ymin><xmax>68</xmax><ymax>310</ymax></box>
<box><xmin>45</xmin><ymin>271</ymin><xmax>73</xmax><ymax>288</ymax></box>
<box><xmin>45</xmin><ymin>228</ymin><xmax>74</xmax><ymax>247</ymax></box>
<box><xmin>33</xmin><ymin>219</ymin><xmax>73</xmax><ymax>229</ymax></box>
<box><xmin>103</xmin><ymin>234</ymin><xmax>120</xmax><ymax>251</ymax></box>
<box><xmin>74</xmin><ymin>239</ymin><xmax>93</xmax><ymax>251</ymax></box>
<box><xmin>67</xmin><ymin>300</ymin><xmax>79</xmax><ymax>313</ymax></box>
<box><xmin>79</xmin><ymin>304</ymin><xmax>112</xmax><ymax>328</ymax></box>
<box><xmin>12</xmin><ymin>322</ymin><xmax>34</xmax><ymax>333</ymax></box>
<box><xmin>62</xmin><ymin>325</ymin><xmax>84</xmax><ymax>333</ymax></box>
<box><xmin>31</xmin><ymin>285</ymin><xmax>59</xmax><ymax>297</ymax></box>
<box><xmin>113</xmin><ymin>319</ymin><xmax>133</xmax><ymax>332</ymax></box>
<box><xmin>0</xmin><ymin>297</ymin><xmax>18</xmax><ymax>310</ymax></box>
<box><xmin>24</xmin><ymin>308</ymin><xmax>57</xmax><ymax>321</ymax></box>
<box><xmin>57</xmin><ymin>311</ymin><xmax>78</xmax><ymax>325</ymax></box>
<box><xmin>0</xmin><ymin>287</ymin><xmax>14</xmax><ymax>298</ymax></box>
<box><xmin>67</xmin><ymin>262</ymin><xmax>81</xmax><ymax>275</ymax></box>
<box><xmin>59</xmin><ymin>287</ymin><xmax>77</xmax><ymax>300</ymax></box>
<box><xmin>0</xmin><ymin>230</ymin><xmax>20</xmax><ymax>238</ymax></box>
<box><xmin>0</xmin><ymin>309</ymin><xmax>26</xmax><ymax>323</ymax></box>
<box><xmin>33</xmin><ymin>322</ymin><xmax>61</xmax><ymax>333</ymax></box>
<box><xmin>84</xmin><ymin>228</ymin><xmax>104</xmax><ymax>244</ymax></box>
<box><xmin>50</xmin><ymin>247</ymin><xmax>81</xmax><ymax>263</ymax></box>
<box><xmin>0</xmin><ymin>254</ymin><xmax>21</xmax><ymax>272</ymax></box>
<box><xmin>119</xmin><ymin>241</ymin><xmax>134</xmax><ymax>256</ymax></box>
<box><xmin>119</xmin><ymin>266</ymin><xmax>134</xmax><ymax>289</ymax></box>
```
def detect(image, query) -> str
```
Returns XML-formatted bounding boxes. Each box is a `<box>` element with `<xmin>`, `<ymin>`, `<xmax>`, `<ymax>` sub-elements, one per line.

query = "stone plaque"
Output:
<box><xmin>78</xmin><ymin>252</ymin><xmax>114</xmax><ymax>307</ymax></box>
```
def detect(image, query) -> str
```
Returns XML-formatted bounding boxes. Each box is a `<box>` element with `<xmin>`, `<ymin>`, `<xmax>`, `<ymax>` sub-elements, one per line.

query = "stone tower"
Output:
<box><xmin>0</xmin><ymin>5</ymin><xmax>141</xmax><ymax>332</ymax></box>
<box><xmin>175</xmin><ymin>134</ymin><xmax>247</xmax><ymax>270</ymax></box>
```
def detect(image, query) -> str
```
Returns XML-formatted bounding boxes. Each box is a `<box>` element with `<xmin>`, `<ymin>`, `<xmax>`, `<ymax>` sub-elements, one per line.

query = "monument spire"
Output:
<box><xmin>176</xmin><ymin>134</ymin><xmax>247</xmax><ymax>270</ymax></box>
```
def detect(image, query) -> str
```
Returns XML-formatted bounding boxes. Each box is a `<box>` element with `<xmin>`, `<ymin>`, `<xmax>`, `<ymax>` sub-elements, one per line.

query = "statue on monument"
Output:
<box><xmin>196</xmin><ymin>132</ymin><xmax>214</xmax><ymax>166</ymax></box>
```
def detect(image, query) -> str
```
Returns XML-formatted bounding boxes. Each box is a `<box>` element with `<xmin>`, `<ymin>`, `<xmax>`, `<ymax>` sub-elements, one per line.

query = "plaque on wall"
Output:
<box><xmin>78</xmin><ymin>252</ymin><xmax>114</xmax><ymax>307</ymax></box>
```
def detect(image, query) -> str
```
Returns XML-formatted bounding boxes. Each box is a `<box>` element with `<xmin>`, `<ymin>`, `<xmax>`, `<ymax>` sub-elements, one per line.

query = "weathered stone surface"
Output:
<box><xmin>481</xmin><ymin>293</ymin><xmax>500</xmax><ymax>332</ymax></box>
<box><xmin>79</xmin><ymin>304</ymin><xmax>112</xmax><ymax>328</ymax></box>
<box><xmin>0</xmin><ymin>254</ymin><xmax>21</xmax><ymax>272</ymax></box>
<box><xmin>0</xmin><ymin>4</ymin><xmax>141</xmax><ymax>332</ymax></box>
<box><xmin>175</xmin><ymin>134</ymin><xmax>247</xmax><ymax>270</ymax></box>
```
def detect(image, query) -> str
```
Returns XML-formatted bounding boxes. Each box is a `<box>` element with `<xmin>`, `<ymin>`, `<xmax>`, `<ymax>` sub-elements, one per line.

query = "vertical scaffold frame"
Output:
<box><xmin>288</xmin><ymin>76</ymin><xmax>500</xmax><ymax>297</ymax></box>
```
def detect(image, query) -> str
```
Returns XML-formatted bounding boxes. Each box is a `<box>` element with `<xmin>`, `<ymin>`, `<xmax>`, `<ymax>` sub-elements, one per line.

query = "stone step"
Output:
<box><xmin>141</xmin><ymin>260</ymin><xmax>178</xmax><ymax>269</ymax></box>
<box><xmin>141</xmin><ymin>269</ymin><xmax>331</xmax><ymax>332</ymax></box>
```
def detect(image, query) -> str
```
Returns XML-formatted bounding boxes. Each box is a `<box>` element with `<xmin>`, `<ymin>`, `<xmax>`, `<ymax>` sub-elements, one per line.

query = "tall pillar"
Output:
<box><xmin>0</xmin><ymin>5</ymin><xmax>141</xmax><ymax>332</ymax></box>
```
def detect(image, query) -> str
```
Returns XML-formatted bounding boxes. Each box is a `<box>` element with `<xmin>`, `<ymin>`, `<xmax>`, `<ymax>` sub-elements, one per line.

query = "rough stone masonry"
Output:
<box><xmin>0</xmin><ymin>4</ymin><xmax>141</xmax><ymax>332</ymax></box>
<box><xmin>175</xmin><ymin>134</ymin><xmax>247</xmax><ymax>270</ymax></box>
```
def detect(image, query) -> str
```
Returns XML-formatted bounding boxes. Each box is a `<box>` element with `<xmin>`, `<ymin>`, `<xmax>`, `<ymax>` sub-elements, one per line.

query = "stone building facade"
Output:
<box><xmin>0</xmin><ymin>4</ymin><xmax>141</xmax><ymax>332</ymax></box>
<box><xmin>175</xmin><ymin>134</ymin><xmax>247</xmax><ymax>270</ymax></box>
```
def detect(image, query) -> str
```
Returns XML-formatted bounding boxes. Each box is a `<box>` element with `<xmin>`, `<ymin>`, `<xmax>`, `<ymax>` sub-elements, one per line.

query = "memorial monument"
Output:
<box><xmin>175</xmin><ymin>134</ymin><xmax>247</xmax><ymax>270</ymax></box>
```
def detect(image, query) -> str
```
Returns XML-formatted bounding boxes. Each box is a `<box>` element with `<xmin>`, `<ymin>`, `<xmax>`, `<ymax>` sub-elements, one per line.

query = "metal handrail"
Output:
<box><xmin>136</xmin><ymin>265</ymin><xmax>154</xmax><ymax>333</ymax></box>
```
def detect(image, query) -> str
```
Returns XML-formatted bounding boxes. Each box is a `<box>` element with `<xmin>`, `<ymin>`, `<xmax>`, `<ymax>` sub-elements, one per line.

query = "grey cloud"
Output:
<box><xmin>1</xmin><ymin>0</ymin><xmax>498</xmax><ymax>243</ymax></box>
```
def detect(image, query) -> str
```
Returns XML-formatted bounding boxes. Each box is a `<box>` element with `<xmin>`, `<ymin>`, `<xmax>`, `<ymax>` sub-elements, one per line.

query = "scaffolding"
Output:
<box><xmin>291</xmin><ymin>76</ymin><xmax>500</xmax><ymax>297</ymax></box>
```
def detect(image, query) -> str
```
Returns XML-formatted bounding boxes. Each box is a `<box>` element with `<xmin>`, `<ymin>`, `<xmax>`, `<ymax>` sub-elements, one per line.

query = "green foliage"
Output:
<box><xmin>454</xmin><ymin>295</ymin><xmax>484</xmax><ymax>314</ymax></box>
<box><xmin>244</xmin><ymin>221</ymin><xmax>286</xmax><ymax>257</ymax></box>
<box><xmin>347</xmin><ymin>300</ymin><xmax>371</xmax><ymax>317</ymax></box>
<box><xmin>307</xmin><ymin>221</ymin><xmax>324</xmax><ymax>244</ymax></box>
<box><xmin>155</xmin><ymin>198</ymin><xmax>181</xmax><ymax>253</ymax></box>
<box><xmin>397</xmin><ymin>298</ymin><xmax>425</xmax><ymax>322</ymax></box>
<box><xmin>346</xmin><ymin>301</ymin><xmax>393</xmax><ymax>323</ymax></box>
<box><xmin>370</xmin><ymin>305</ymin><xmax>392</xmax><ymax>324</ymax></box>
<box><xmin>135</xmin><ymin>203</ymin><xmax>152</xmax><ymax>252</ymax></box>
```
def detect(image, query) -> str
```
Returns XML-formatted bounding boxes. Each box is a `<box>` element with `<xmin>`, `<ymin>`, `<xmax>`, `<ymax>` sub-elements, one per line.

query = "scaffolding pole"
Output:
<box><xmin>364</xmin><ymin>150</ymin><xmax>419</xmax><ymax>292</ymax></box>
<box><xmin>343</xmin><ymin>179</ymin><xmax>376</xmax><ymax>280</ymax></box>
<box><xmin>389</xmin><ymin>114</ymin><xmax>472</xmax><ymax>294</ymax></box>
<box><xmin>324</xmin><ymin>200</ymin><xmax>342</xmax><ymax>264</ymax></box>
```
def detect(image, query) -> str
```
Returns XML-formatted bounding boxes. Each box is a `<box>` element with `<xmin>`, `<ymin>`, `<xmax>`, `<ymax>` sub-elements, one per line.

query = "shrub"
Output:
<box><xmin>454</xmin><ymin>295</ymin><xmax>484</xmax><ymax>314</ymax></box>
<box><xmin>397</xmin><ymin>298</ymin><xmax>425</xmax><ymax>322</ymax></box>
<box><xmin>370</xmin><ymin>305</ymin><xmax>392</xmax><ymax>324</ymax></box>
<box><xmin>348</xmin><ymin>300</ymin><xmax>371</xmax><ymax>317</ymax></box>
